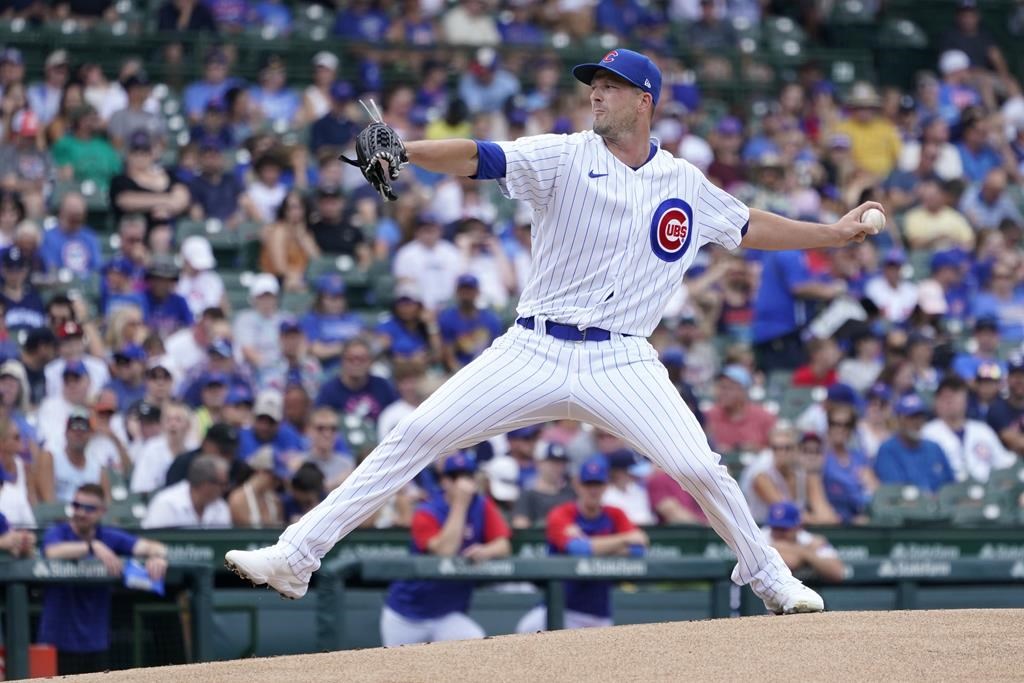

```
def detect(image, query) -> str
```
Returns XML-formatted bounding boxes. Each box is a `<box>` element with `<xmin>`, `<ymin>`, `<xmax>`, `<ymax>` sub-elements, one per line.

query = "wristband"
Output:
<box><xmin>627</xmin><ymin>544</ymin><xmax>646</xmax><ymax>558</ymax></box>
<box><xmin>565</xmin><ymin>538</ymin><xmax>592</xmax><ymax>556</ymax></box>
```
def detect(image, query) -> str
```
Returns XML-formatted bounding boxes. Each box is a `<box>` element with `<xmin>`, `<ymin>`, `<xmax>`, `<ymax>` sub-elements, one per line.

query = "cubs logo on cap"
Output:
<box><xmin>602</xmin><ymin>50</ymin><xmax>618</xmax><ymax>63</ymax></box>
<box><xmin>649</xmin><ymin>198</ymin><xmax>694</xmax><ymax>262</ymax></box>
<box><xmin>573</xmin><ymin>48</ymin><xmax>662</xmax><ymax>105</ymax></box>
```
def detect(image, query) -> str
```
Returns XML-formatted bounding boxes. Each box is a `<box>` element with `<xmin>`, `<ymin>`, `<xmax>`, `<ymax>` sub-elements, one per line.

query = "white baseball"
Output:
<box><xmin>861</xmin><ymin>208</ymin><xmax>886</xmax><ymax>233</ymax></box>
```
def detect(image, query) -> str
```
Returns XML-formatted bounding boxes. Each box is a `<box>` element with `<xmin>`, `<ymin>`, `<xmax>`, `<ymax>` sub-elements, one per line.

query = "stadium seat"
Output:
<box><xmin>988</xmin><ymin>464</ymin><xmax>1024</xmax><ymax>501</ymax></box>
<box><xmin>33</xmin><ymin>501</ymin><xmax>69</xmax><ymax>527</ymax></box>
<box><xmin>870</xmin><ymin>484</ymin><xmax>943</xmax><ymax>525</ymax></box>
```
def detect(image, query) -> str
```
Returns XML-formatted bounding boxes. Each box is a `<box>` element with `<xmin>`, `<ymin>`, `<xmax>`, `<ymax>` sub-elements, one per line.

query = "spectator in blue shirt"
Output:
<box><xmin>333</xmin><ymin>0</ymin><xmax>389</xmax><ymax>41</ymax></box>
<box><xmin>376</xmin><ymin>287</ymin><xmax>435</xmax><ymax>365</ymax></box>
<box><xmin>141</xmin><ymin>257</ymin><xmax>194</xmax><ymax>338</ymax></box>
<box><xmin>37</xmin><ymin>483</ymin><xmax>168</xmax><ymax>675</ymax></box>
<box><xmin>596</xmin><ymin>0</ymin><xmax>655</xmax><ymax>39</ymax></box>
<box><xmin>189</xmin><ymin>137</ymin><xmax>246</xmax><ymax>225</ymax></box>
<box><xmin>249</xmin><ymin>54</ymin><xmax>301</xmax><ymax>126</ymax></box>
<box><xmin>438</xmin><ymin>274</ymin><xmax>502</xmax><ymax>372</ymax></box>
<box><xmin>315</xmin><ymin>338</ymin><xmax>397</xmax><ymax>425</ymax></box>
<box><xmin>874</xmin><ymin>394</ymin><xmax>955</xmax><ymax>493</ymax></box>
<box><xmin>184</xmin><ymin>50</ymin><xmax>240</xmax><ymax>123</ymax></box>
<box><xmin>103</xmin><ymin>344</ymin><xmax>147</xmax><ymax>410</ymax></box>
<box><xmin>252</xmin><ymin>0</ymin><xmax>292</xmax><ymax>35</ymax></box>
<box><xmin>752</xmin><ymin>250</ymin><xmax>846</xmax><ymax>372</ymax></box>
<box><xmin>959</xmin><ymin>168</ymin><xmax>1024</xmax><ymax>230</ymax></box>
<box><xmin>951</xmin><ymin>315</ymin><xmax>1004</xmax><ymax>380</ymax></box>
<box><xmin>971</xmin><ymin>264</ymin><xmax>1024</xmax><ymax>342</ymax></box>
<box><xmin>309</xmin><ymin>81</ymin><xmax>358</xmax><ymax>154</ymax></box>
<box><xmin>936</xmin><ymin>50</ymin><xmax>981</xmax><ymax>126</ymax></box>
<box><xmin>0</xmin><ymin>246</ymin><xmax>45</xmax><ymax>332</ymax></box>
<box><xmin>457</xmin><ymin>48</ymin><xmax>521</xmax><ymax>115</ymax></box>
<box><xmin>822</xmin><ymin>404</ymin><xmax>877</xmax><ymax>524</ymax></box>
<box><xmin>206</xmin><ymin>0</ymin><xmax>250</xmax><ymax>31</ymax></box>
<box><xmin>189</xmin><ymin>99</ymin><xmax>235</xmax><ymax>151</ymax></box>
<box><xmin>238</xmin><ymin>389</ymin><xmax>306</xmax><ymax>459</ymax></box>
<box><xmin>957</xmin><ymin>110</ymin><xmax>1003</xmax><ymax>183</ymax></box>
<box><xmin>300</xmin><ymin>275</ymin><xmax>365</xmax><ymax>374</ymax></box>
<box><xmin>40</xmin><ymin>193</ymin><xmax>102</xmax><ymax>277</ymax></box>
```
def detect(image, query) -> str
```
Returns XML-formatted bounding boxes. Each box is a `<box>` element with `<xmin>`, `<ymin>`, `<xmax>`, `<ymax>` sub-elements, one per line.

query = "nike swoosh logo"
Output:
<box><xmin>588</xmin><ymin>170</ymin><xmax>609</xmax><ymax>178</ymax></box>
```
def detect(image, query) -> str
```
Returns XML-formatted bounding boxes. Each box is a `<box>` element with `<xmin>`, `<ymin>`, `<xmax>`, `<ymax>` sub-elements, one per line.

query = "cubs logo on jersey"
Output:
<box><xmin>649</xmin><ymin>198</ymin><xmax>694</xmax><ymax>262</ymax></box>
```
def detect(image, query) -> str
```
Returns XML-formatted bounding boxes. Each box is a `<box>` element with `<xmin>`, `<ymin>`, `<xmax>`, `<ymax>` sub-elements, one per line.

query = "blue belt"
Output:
<box><xmin>516</xmin><ymin>316</ymin><xmax>626</xmax><ymax>342</ymax></box>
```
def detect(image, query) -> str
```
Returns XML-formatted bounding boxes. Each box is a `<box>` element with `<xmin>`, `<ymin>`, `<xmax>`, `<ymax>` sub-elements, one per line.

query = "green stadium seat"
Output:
<box><xmin>776</xmin><ymin>386</ymin><xmax>820</xmax><ymax>420</ymax></box>
<box><xmin>988</xmin><ymin>464</ymin><xmax>1024</xmax><ymax>500</ymax></box>
<box><xmin>281</xmin><ymin>290</ymin><xmax>315</xmax><ymax>315</ymax></box>
<box><xmin>879</xmin><ymin>18</ymin><xmax>929</xmax><ymax>48</ymax></box>
<box><xmin>33</xmin><ymin>501</ymin><xmax>69</xmax><ymax>527</ymax></box>
<box><xmin>937</xmin><ymin>480</ymin><xmax>987</xmax><ymax>513</ymax></box>
<box><xmin>870</xmin><ymin>484</ymin><xmax>943</xmax><ymax>525</ymax></box>
<box><xmin>830</xmin><ymin>0</ymin><xmax>877</xmax><ymax>24</ymax></box>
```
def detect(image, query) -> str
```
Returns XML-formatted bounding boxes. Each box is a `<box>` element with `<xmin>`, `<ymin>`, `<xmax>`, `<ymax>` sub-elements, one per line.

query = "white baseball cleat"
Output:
<box><xmin>755</xmin><ymin>576</ymin><xmax>825</xmax><ymax>615</ymax></box>
<box><xmin>225</xmin><ymin>546</ymin><xmax>308</xmax><ymax>600</ymax></box>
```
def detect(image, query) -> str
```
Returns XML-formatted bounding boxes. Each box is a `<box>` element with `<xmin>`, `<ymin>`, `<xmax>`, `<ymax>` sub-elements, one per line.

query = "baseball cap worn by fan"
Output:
<box><xmin>254</xmin><ymin>390</ymin><xmax>283</xmax><ymax>422</ymax></box>
<box><xmin>579</xmin><ymin>455</ymin><xmax>609</xmax><ymax>484</ymax></box>
<box><xmin>484</xmin><ymin>456</ymin><xmax>520</xmax><ymax>502</ymax></box>
<box><xmin>249</xmin><ymin>273</ymin><xmax>280</xmax><ymax>299</ymax></box>
<box><xmin>248</xmin><ymin>445</ymin><xmax>290</xmax><ymax>480</ymax></box>
<box><xmin>768</xmin><ymin>502</ymin><xmax>802</xmax><ymax>530</ymax></box>
<box><xmin>443</xmin><ymin>451</ymin><xmax>477</xmax><ymax>476</ymax></box>
<box><xmin>181</xmin><ymin>236</ymin><xmax>216</xmax><ymax>271</ymax></box>
<box><xmin>894</xmin><ymin>394</ymin><xmax>929</xmax><ymax>418</ymax></box>
<box><xmin>718</xmin><ymin>364</ymin><xmax>752</xmax><ymax>389</ymax></box>
<box><xmin>62</xmin><ymin>359</ymin><xmax>87</xmax><ymax>377</ymax></box>
<box><xmin>572</xmin><ymin>49</ymin><xmax>662</xmax><ymax>106</ymax></box>
<box><xmin>543</xmin><ymin>443</ymin><xmax>569</xmax><ymax>461</ymax></box>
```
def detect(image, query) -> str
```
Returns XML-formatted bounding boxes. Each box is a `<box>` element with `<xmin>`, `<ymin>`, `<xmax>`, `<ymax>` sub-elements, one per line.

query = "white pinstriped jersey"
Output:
<box><xmin>496</xmin><ymin>130</ymin><xmax>749</xmax><ymax>337</ymax></box>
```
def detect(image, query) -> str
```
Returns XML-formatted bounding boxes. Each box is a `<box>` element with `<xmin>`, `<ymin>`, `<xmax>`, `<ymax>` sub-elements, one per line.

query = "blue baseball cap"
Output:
<box><xmin>279</xmin><ymin>316</ymin><xmax>302</xmax><ymax>334</ymax></box>
<box><xmin>827</xmin><ymin>383</ymin><xmax>860</xmax><ymax>405</ymax></box>
<box><xmin>606</xmin><ymin>448</ymin><xmax>636</xmax><ymax>470</ymax></box>
<box><xmin>660</xmin><ymin>346</ymin><xmax>686</xmax><ymax>366</ymax></box>
<box><xmin>329</xmin><ymin>80</ymin><xmax>353</xmax><ymax>102</ymax></box>
<box><xmin>201</xmin><ymin>372</ymin><xmax>228</xmax><ymax>388</ymax></box>
<box><xmin>508</xmin><ymin>425</ymin><xmax>542</xmax><ymax>440</ymax></box>
<box><xmin>579</xmin><ymin>455</ymin><xmax>609</xmax><ymax>484</ymax></box>
<box><xmin>226</xmin><ymin>385</ymin><xmax>254</xmax><ymax>406</ymax></box>
<box><xmin>103</xmin><ymin>256</ymin><xmax>135</xmax><ymax>277</ymax></box>
<box><xmin>456</xmin><ymin>274</ymin><xmax>479</xmax><ymax>289</ymax></box>
<box><xmin>315</xmin><ymin>274</ymin><xmax>346</xmax><ymax>296</ymax></box>
<box><xmin>767</xmin><ymin>502</ymin><xmax>802</xmax><ymax>529</ymax></box>
<box><xmin>883</xmin><ymin>248</ymin><xmax>907</xmax><ymax>266</ymax></box>
<box><xmin>894</xmin><ymin>393</ymin><xmax>929</xmax><ymax>417</ymax></box>
<box><xmin>930</xmin><ymin>249</ymin><xmax>965</xmax><ymax>272</ymax></box>
<box><xmin>113</xmin><ymin>344</ymin><xmax>146</xmax><ymax>362</ymax></box>
<box><xmin>572</xmin><ymin>48</ymin><xmax>662</xmax><ymax>106</ymax></box>
<box><xmin>867</xmin><ymin>383</ymin><xmax>892</xmax><ymax>403</ymax></box>
<box><xmin>63</xmin><ymin>360</ymin><xmax>87</xmax><ymax>377</ymax></box>
<box><xmin>443</xmin><ymin>451</ymin><xmax>477</xmax><ymax>475</ymax></box>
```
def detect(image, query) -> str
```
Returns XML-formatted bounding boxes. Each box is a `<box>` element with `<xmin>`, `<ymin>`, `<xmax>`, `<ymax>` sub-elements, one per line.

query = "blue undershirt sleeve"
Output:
<box><xmin>470</xmin><ymin>140</ymin><xmax>507</xmax><ymax>180</ymax></box>
<box><xmin>565</xmin><ymin>538</ymin><xmax>593</xmax><ymax>556</ymax></box>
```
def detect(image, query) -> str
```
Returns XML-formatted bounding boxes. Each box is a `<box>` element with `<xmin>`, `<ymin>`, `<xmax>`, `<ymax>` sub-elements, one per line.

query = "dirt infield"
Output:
<box><xmin>73</xmin><ymin>609</ymin><xmax>1022</xmax><ymax>682</ymax></box>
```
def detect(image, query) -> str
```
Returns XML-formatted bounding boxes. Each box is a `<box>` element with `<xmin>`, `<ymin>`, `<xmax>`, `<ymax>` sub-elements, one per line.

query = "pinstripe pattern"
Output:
<box><xmin>274</xmin><ymin>129</ymin><xmax>789</xmax><ymax>594</ymax></box>
<box><xmin>279</xmin><ymin>327</ymin><xmax>788</xmax><ymax>588</ymax></box>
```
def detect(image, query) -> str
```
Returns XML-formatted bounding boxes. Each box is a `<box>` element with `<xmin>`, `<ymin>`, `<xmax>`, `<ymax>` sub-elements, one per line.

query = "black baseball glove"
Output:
<box><xmin>339</xmin><ymin>122</ymin><xmax>408</xmax><ymax>201</ymax></box>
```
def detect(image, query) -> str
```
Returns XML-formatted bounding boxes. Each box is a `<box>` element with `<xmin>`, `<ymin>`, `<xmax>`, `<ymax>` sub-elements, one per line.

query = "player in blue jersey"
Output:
<box><xmin>380</xmin><ymin>452</ymin><xmax>511</xmax><ymax>646</ymax></box>
<box><xmin>516</xmin><ymin>455</ymin><xmax>648</xmax><ymax>632</ymax></box>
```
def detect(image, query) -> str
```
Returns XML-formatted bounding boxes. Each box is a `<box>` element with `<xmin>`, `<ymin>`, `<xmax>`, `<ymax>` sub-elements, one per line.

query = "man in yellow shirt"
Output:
<box><xmin>903</xmin><ymin>178</ymin><xmax>975</xmax><ymax>250</ymax></box>
<box><xmin>834</xmin><ymin>82</ymin><xmax>901</xmax><ymax>178</ymax></box>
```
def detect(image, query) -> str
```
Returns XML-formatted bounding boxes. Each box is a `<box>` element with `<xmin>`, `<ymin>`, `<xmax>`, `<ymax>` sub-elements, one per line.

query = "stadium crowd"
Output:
<box><xmin>0</xmin><ymin>0</ymin><xmax>1018</xmax><ymax>568</ymax></box>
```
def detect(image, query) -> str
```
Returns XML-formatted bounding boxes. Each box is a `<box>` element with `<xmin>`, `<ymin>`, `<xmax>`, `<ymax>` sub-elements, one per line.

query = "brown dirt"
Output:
<box><xmin>70</xmin><ymin>609</ymin><xmax>1023</xmax><ymax>682</ymax></box>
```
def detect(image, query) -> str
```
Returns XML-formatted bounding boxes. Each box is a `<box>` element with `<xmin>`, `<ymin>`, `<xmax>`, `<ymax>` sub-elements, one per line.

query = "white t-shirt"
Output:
<box><xmin>864</xmin><ymin>276</ymin><xmax>919</xmax><ymax>324</ymax></box>
<box><xmin>245</xmin><ymin>181</ymin><xmax>287</xmax><ymax>223</ymax></box>
<box><xmin>130</xmin><ymin>435</ymin><xmax>176</xmax><ymax>494</ymax></box>
<box><xmin>602</xmin><ymin>480</ymin><xmax>656</xmax><ymax>526</ymax></box>
<box><xmin>141</xmin><ymin>480</ymin><xmax>231</xmax><ymax>529</ymax></box>
<box><xmin>378</xmin><ymin>399</ymin><xmax>416</xmax><ymax>441</ymax></box>
<box><xmin>177</xmin><ymin>271</ymin><xmax>225</xmax><ymax>318</ymax></box>
<box><xmin>392</xmin><ymin>240</ymin><xmax>463</xmax><ymax>310</ymax></box>
<box><xmin>164</xmin><ymin>329</ymin><xmax>207</xmax><ymax>384</ymax></box>
<box><xmin>303</xmin><ymin>85</ymin><xmax>330</xmax><ymax>121</ymax></box>
<box><xmin>36</xmin><ymin>395</ymin><xmax>74</xmax><ymax>457</ymax></box>
<box><xmin>0</xmin><ymin>459</ymin><xmax>35</xmax><ymax>528</ymax></box>
<box><xmin>44</xmin><ymin>356</ymin><xmax>110</xmax><ymax>401</ymax></box>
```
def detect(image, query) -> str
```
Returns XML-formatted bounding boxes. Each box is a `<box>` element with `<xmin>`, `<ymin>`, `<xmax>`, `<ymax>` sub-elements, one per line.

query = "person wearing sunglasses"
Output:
<box><xmin>380</xmin><ymin>451</ymin><xmax>510</xmax><ymax>647</ymax></box>
<box><xmin>37</xmin><ymin>482</ymin><xmax>168</xmax><ymax>675</ymax></box>
<box><xmin>301</xmin><ymin>406</ymin><xmax>353</xmax><ymax>491</ymax></box>
<box><xmin>823</xmin><ymin>405</ymin><xmax>877</xmax><ymax>525</ymax></box>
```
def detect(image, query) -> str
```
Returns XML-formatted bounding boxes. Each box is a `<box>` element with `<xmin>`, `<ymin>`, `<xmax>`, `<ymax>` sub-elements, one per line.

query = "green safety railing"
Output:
<box><xmin>0</xmin><ymin>559</ymin><xmax>214</xmax><ymax>680</ymax></box>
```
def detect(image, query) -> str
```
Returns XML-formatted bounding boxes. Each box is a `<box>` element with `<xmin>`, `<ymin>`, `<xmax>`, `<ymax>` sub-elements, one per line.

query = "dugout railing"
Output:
<box><xmin>0</xmin><ymin>559</ymin><xmax>215</xmax><ymax>680</ymax></box>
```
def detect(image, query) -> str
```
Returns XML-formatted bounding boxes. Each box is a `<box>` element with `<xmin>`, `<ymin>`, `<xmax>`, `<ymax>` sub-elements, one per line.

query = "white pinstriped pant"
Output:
<box><xmin>279</xmin><ymin>323</ymin><xmax>790</xmax><ymax>588</ymax></box>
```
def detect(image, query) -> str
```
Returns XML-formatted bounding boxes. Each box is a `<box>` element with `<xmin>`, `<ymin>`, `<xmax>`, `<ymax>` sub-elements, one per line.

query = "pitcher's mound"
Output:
<box><xmin>75</xmin><ymin>609</ymin><xmax>1023</xmax><ymax>682</ymax></box>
